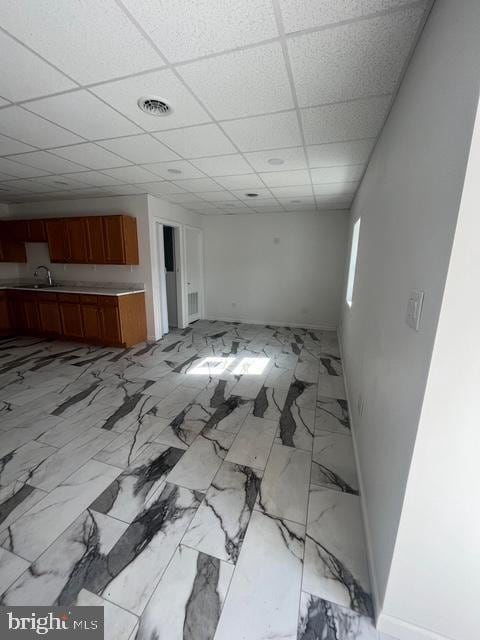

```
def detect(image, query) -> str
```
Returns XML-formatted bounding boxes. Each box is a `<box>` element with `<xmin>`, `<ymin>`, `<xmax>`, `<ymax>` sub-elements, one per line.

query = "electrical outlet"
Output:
<box><xmin>406</xmin><ymin>290</ymin><xmax>424</xmax><ymax>331</ymax></box>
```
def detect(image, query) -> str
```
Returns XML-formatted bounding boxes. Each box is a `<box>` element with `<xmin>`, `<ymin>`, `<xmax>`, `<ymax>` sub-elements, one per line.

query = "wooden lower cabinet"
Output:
<box><xmin>6</xmin><ymin>290</ymin><xmax>146</xmax><ymax>347</ymax></box>
<box><xmin>59</xmin><ymin>301</ymin><xmax>84</xmax><ymax>338</ymax></box>
<box><xmin>0</xmin><ymin>292</ymin><xmax>10</xmax><ymax>333</ymax></box>
<box><xmin>38</xmin><ymin>300</ymin><xmax>62</xmax><ymax>335</ymax></box>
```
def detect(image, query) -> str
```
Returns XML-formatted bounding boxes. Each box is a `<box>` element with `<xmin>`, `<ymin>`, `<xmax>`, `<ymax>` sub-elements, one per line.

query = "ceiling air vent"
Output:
<box><xmin>137</xmin><ymin>97</ymin><xmax>171</xmax><ymax>116</ymax></box>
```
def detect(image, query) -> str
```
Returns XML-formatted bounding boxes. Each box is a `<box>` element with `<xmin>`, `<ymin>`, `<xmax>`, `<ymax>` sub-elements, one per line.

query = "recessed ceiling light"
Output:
<box><xmin>245</xmin><ymin>193</ymin><xmax>258</xmax><ymax>197</ymax></box>
<box><xmin>137</xmin><ymin>97</ymin><xmax>172</xmax><ymax>116</ymax></box>
<box><xmin>267</xmin><ymin>158</ymin><xmax>284</xmax><ymax>166</ymax></box>
<box><xmin>167</xmin><ymin>168</ymin><xmax>182</xmax><ymax>175</ymax></box>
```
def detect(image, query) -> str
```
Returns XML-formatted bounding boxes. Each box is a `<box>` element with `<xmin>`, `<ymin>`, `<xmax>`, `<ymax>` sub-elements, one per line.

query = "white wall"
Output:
<box><xmin>203</xmin><ymin>210</ymin><xmax>349</xmax><ymax>329</ymax></box>
<box><xmin>339</xmin><ymin>0</ymin><xmax>480</xmax><ymax>624</ymax></box>
<box><xmin>380</xmin><ymin>88</ymin><xmax>480</xmax><ymax>640</ymax></box>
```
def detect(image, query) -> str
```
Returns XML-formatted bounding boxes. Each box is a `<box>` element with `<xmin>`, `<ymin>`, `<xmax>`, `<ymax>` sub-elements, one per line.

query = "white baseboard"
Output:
<box><xmin>378</xmin><ymin>613</ymin><xmax>453</xmax><ymax>640</ymax></box>
<box><xmin>337</xmin><ymin>327</ymin><xmax>381</xmax><ymax>622</ymax></box>
<box><xmin>206</xmin><ymin>316</ymin><xmax>337</xmax><ymax>331</ymax></box>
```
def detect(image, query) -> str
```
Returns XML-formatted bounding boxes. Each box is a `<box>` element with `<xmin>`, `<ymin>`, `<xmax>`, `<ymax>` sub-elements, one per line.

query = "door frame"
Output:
<box><xmin>151</xmin><ymin>217</ymin><xmax>204</xmax><ymax>337</ymax></box>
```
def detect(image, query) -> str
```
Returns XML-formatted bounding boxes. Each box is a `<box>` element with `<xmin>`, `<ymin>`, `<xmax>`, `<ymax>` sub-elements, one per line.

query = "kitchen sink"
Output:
<box><xmin>15</xmin><ymin>284</ymin><xmax>60</xmax><ymax>289</ymax></box>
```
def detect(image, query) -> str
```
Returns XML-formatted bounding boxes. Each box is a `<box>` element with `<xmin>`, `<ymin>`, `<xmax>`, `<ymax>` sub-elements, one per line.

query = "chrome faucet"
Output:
<box><xmin>34</xmin><ymin>265</ymin><xmax>53</xmax><ymax>287</ymax></box>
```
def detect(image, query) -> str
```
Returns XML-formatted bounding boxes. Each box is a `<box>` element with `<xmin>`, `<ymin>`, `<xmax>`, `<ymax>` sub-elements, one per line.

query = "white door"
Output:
<box><xmin>185</xmin><ymin>227</ymin><xmax>202</xmax><ymax>323</ymax></box>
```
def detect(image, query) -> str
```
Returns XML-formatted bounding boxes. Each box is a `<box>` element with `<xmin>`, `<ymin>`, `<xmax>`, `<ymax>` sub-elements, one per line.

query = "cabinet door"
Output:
<box><xmin>85</xmin><ymin>217</ymin><xmax>105</xmax><ymax>264</ymax></box>
<box><xmin>99</xmin><ymin>304</ymin><xmax>122</xmax><ymax>344</ymax></box>
<box><xmin>60</xmin><ymin>302</ymin><xmax>84</xmax><ymax>338</ymax></box>
<box><xmin>24</xmin><ymin>298</ymin><xmax>40</xmax><ymax>332</ymax></box>
<box><xmin>81</xmin><ymin>304</ymin><xmax>101</xmax><ymax>340</ymax></box>
<box><xmin>26</xmin><ymin>219</ymin><xmax>47</xmax><ymax>242</ymax></box>
<box><xmin>2</xmin><ymin>221</ymin><xmax>27</xmax><ymax>241</ymax></box>
<box><xmin>103</xmin><ymin>216</ymin><xmax>125</xmax><ymax>264</ymax></box>
<box><xmin>66</xmin><ymin>218</ymin><xmax>88</xmax><ymax>263</ymax></box>
<box><xmin>0</xmin><ymin>241</ymin><xmax>27</xmax><ymax>262</ymax></box>
<box><xmin>8</xmin><ymin>297</ymin><xmax>27</xmax><ymax>331</ymax></box>
<box><xmin>39</xmin><ymin>301</ymin><xmax>61</xmax><ymax>334</ymax></box>
<box><xmin>0</xmin><ymin>293</ymin><xmax>10</xmax><ymax>332</ymax></box>
<box><xmin>46</xmin><ymin>220</ymin><xmax>68</xmax><ymax>262</ymax></box>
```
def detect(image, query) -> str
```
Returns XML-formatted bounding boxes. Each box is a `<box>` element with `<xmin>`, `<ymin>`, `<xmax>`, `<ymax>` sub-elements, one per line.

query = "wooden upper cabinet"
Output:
<box><xmin>26</xmin><ymin>219</ymin><xmax>47</xmax><ymax>242</ymax></box>
<box><xmin>103</xmin><ymin>215</ymin><xmax>139</xmax><ymax>265</ymax></box>
<box><xmin>65</xmin><ymin>218</ymin><xmax>88</xmax><ymax>263</ymax></box>
<box><xmin>0</xmin><ymin>241</ymin><xmax>27</xmax><ymax>263</ymax></box>
<box><xmin>46</xmin><ymin>219</ymin><xmax>68</xmax><ymax>263</ymax></box>
<box><xmin>2</xmin><ymin>221</ymin><xmax>27</xmax><ymax>241</ymax></box>
<box><xmin>85</xmin><ymin>216</ymin><xmax>105</xmax><ymax>264</ymax></box>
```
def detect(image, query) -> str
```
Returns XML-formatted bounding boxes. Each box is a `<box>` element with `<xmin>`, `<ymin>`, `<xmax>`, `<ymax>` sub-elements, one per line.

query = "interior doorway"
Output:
<box><xmin>163</xmin><ymin>225</ymin><xmax>178</xmax><ymax>328</ymax></box>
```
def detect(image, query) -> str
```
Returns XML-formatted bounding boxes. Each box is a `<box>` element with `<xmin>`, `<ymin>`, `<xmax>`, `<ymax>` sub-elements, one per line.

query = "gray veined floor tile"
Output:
<box><xmin>98</xmin><ymin>482</ymin><xmax>202</xmax><ymax>615</ymax></box>
<box><xmin>77</xmin><ymin>589</ymin><xmax>138</xmax><ymax>640</ymax></box>
<box><xmin>316</xmin><ymin>396</ymin><xmax>350</xmax><ymax>435</ymax></box>
<box><xmin>256</xmin><ymin>444</ymin><xmax>311</xmax><ymax>525</ymax></box>
<box><xmin>214</xmin><ymin>510</ymin><xmax>304</xmax><ymax>640</ymax></box>
<box><xmin>311</xmin><ymin>431</ymin><xmax>359</xmax><ymax>496</ymax></box>
<box><xmin>298</xmin><ymin>591</ymin><xmax>378</xmax><ymax>640</ymax></box>
<box><xmin>0</xmin><ymin>547</ymin><xmax>30</xmax><ymax>595</ymax></box>
<box><xmin>93</xmin><ymin>417</ymin><xmax>166</xmax><ymax>468</ymax></box>
<box><xmin>253</xmin><ymin>385</ymin><xmax>288</xmax><ymax>422</ymax></box>
<box><xmin>90</xmin><ymin>443</ymin><xmax>185</xmax><ymax>523</ymax></box>
<box><xmin>225</xmin><ymin>415</ymin><xmax>277</xmax><ymax>471</ymax></box>
<box><xmin>230</xmin><ymin>376</ymin><xmax>266</xmax><ymax>400</ymax></box>
<box><xmin>0</xmin><ymin>459</ymin><xmax>120</xmax><ymax>562</ymax></box>
<box><xmin>95</xmin><ymin>393</ymin><xmax>163</xmax><ymax>433</ymax></box>
<box><xmin>294</xmin><ymin>360</ymin><xmax>319</xmax><ymax>384</ymax></box>
<box><xmin>154</xmin><ymin>417</ymin><xmax>202</xmax><ymax>450</ymax></box>
<box><xmin>167</xmin><ymin>429</ymin><xmax>235</xmax><ymax>492</ymax></box>
<box><xmin>139</xmin><ymin>375</ymin><xmax>182</xmax><ymax>398</ymax></box>
<box><xmin>136</xmin><ymin>545</ymin><xmax>233</xmax><ymax>640</ymax></box>
<box><xmin>1</xmin><ymin>509</ymin><xmax>128</xmax><ymax>606</ymax></box>
<box><xmin>318</xmin><ymin>353</ymin><xmax>343</xmax><ymax>377</ymax></box>
<box><xmin>38</xmin><ymin>404</ymin><xmax>115</xmax><ymax>448</ymax></box>
<box><xmin>0</xmin><ymin>413</ymin><xmax>64</xmax><ymax>456</ymax></box>
<box><xmin>263</xmin><ymin>364</ymin><xmax>295</xmax><ymax>390</ymax></box>
<box><xmin>303</xmin><ymin>486</ymin><xmax>373</xmax><ymax>618</ymax></box>
<box><xmin>26</xmin><ymin>427</ymin><xmax>117</xmax><ymax>492</ymax></box>
<box><xmin>148</xmin><ymin>385</ymin><xmax>201</xmax><ymax>421</ymax></box>
<box><xmin>0</xmin><ymin>481</ymin><xmax>48</xmax><ymax>534</ymax></box>
<box><xmin>277</xmin><ymin>399</ymin><xmax>315</xmax><ymax>451</ymax></box>
<box><xmin>203</xmin><ymin>394</ymin><xmax>253</xmax><ymax>434</ymax></box>
<box><xmin>182</xmin><ymin>460</ymin><xmax>262</xmax><ymax>563</ymax></box>
<box><xmin>0</xmin><ymin>440</ymin><xmax>57</xmax><ymax>487</ymax></box>
<box><xmin>317</xmin><ymin>374</ymin><xmax>346</xmax><ymax>400</ymax></box>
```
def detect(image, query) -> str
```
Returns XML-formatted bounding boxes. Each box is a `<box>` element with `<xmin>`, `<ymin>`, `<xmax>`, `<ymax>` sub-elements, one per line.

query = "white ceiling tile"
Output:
<box><xmin>259</xmin><ymin>169</ymin><xmax>311</xmax><ymax>187</ymax></box>
<box><xmin>244</xmin><ymin>147</ymin><xmax>307</xmax><ymax>172</ymax></box>
<box><xmin>0</xmin><ymin>157</ymin><xmax>50</xmax><ymax>178</ymax></box>
<box><xmin>0</xmin><ymin>179</ymin><xmax>53</xmax><ymax>193</ymax></box>
<box><xmin>199</xmin><ymin>191</ymin><xmax>239</xmax><ymax>203</ymax></box>
<box><xmin>222</xmin><ymin>112</ymin><xmax>302</xmax><ymax>152</ymax></box>
<box><xmin>154</xmin><ymin>124</ymin><xmax>236</xmax><ymax>158</ymax></box>
<box><xmin>101</xmin><ymin>166</ymin><xmax>159</xmax><ymax>183</ymax></box>
<box><xmin>215</xmin><ymin>174</ymin><xmax>265</xmax><ymax>190</ymax></box>
<box><xmin>191</xmin><ymin>154</ymin><xmax>252</xmax><ymax>177</ymax></box>
<box><xmin>0</xmin><ymin>98</ymin><xmax>10</xmax><ymax>107</ymax></box>
<box><xmin>279</xmin><ymin>0</ymin><xmax>363</xmax><ymax>33</ymax></box>
<box><xmin>0</xmin><ymin>106</ymin><xmax>82</xmax><ymax>147</ymax></box>
<box><xmin>270</xmin><ymin>185</ymin><xmax>314</xmax><ymax>198</ymax></box>
<box><xmin>301</xmin><ymin>95</ymin><xmax>392</xmax><ymax>144</ymax></box>
<box><xmin>163</xmin><ymin>193</ymin><xmax>204</xmax><ymax>204</ymax></box>
<box><xmin>98</xmin><ymin>134</ymin><xmax>180</xmax><ymax>164</ymax></box>
<box><xmin>250</xmin><ymin>205</ymin><xmax>286</xmax><ymax>212</ymax></box>
<box><xmin>185</xmin><ymin>201</ymin><xmax>220</xmax><ymax>211</ymax></box>
<box><xmin>65</xmin><ymin>171</ymin><xmax>124</xmax><ymax>187</ymax></box>
<box><xmin>142</xmin><ymin>161</ymin><xmax>205</xmax><ymax>180</ymax></box>
<box><xmin>315</xmin><ymin>194</ymin><xmax>354</xmax><ymax>209</ymax></box>
<box><xmin>0</xmin><ymin>134</ymin><xmax>35</xmax><ymax>156</ymax></box>
<box><xmin>231</xmin><ymin>189</ymin><xmax>274</xmax><ymax>200</ymax></box>
<box><xmin>311</xmin><ymin>164</ymin><xmax>365</xmax><ymax>184</ymax></box>
<box><xmin>289</xmin><ymin>9</ymin><xmax>424</xmax><ymax>107</ymax></box>
<box><xmin>178</xmin><ymin>43</ymin><xmax>294</xmax><ymax>119</ymax></box>
<box><xmin>171</xmin><ymin>177</ymin><xmax>222</xmax><ymax>193</ymax></box>
<box><xmin>0</xmin><ymin>0</ymin><xmax>163</xmax><ymax>84</ymax></box>
<box><xmin>314</xmin><ymin>182</ymin><xmax>359</xmax><ymax>196</ymax></box>
<box><xmin>142</xmin><ymin>181</ymin><xmax>187</xmax><ymax>196</ymax></box>
<box><xmin>363</xmin><ymin>0</ymin><xmax>429</xmax><ymax>12</ymax></box>
<box><xmin>215</xmin><ymin>201</ymin><xmax>251</xmax><ymax>211</ymax></box>
<box><xmin>121</xmin><ymin>0</ymin><xmax>278</xmax><ymax>63</ymax></box>
<box><xmin>277</xmin><ymin>196</ymin><xmax>317</xmax><ymax>208</ymax></box>
<box><xmin>102</xmin><ymin>184</ymin><xmax>147</xmax><ymax>195</ymax></box>
<box><xmin>26</xmin><ymin>91</ymin><xmax>141</xmax><ymax>140</ymax></box>
<box><xmin>7</xmin><ymin>151</ymin><xmax>86</xmax><ymax>174</ymax></box>
<box><xmin>49</xmin><ymin>143</ymin><xmax>130</xmax><ymax>170</ymax></box>
<box><xmin>0</xmin><ymin>30</ymin><xmax>76</xmax><ymax>101</ymax></box>
<box><xmin>30</xmin><ymin>175</ymin><xmax>90</xmax><ymax>190</ymax></box>
<box><xmin>91</xmin><ymin>69</ymin><xmax>210</xmax><ymax>132</ymax></box>
<box><xmin>307</xmin><ymin>139</ymin><xmax>375</xmax><ymax>167</ymax></box>
<box><xmin>247</xmin><ymin>199</ymin><xmax>282</xmax><ymax>208</ymax></box>
<box><xmin>56</xmin><ymin>188</ymin><xmax>110</xmax><ymax>198</ymax></box>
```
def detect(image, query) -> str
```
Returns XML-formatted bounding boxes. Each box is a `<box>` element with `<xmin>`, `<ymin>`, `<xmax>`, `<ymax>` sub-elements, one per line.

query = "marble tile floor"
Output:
<box><xmin>0</xmin><ymin>321</ymin><xmax>380</xmax><ymax>640</ymax></box>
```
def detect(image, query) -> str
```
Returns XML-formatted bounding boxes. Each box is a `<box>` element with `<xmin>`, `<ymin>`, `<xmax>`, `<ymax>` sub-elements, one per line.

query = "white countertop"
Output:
<box><xmin>0</xmin><ymin>284</ymin><xmax>145</xmax><ymax>297</ymax></box>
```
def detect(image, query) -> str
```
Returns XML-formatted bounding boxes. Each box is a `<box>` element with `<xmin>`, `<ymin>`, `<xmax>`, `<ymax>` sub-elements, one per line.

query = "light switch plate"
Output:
<box><xmin>406</xmin><ymin>290</ymin><xmax>424</xmax><ymax>331</ymax></box>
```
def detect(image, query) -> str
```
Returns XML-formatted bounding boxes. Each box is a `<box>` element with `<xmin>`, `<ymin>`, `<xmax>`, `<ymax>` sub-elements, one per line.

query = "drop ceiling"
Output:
<box><xmin>0</xmin><ymin>0</ymin><xmax>431</xmax><ymax>214</ymax></box>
